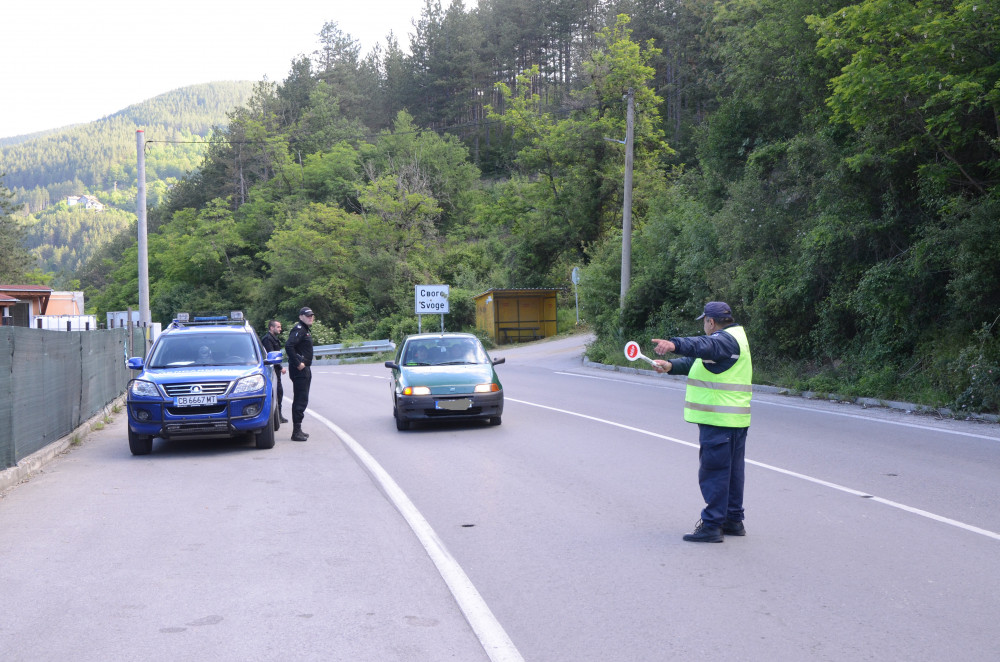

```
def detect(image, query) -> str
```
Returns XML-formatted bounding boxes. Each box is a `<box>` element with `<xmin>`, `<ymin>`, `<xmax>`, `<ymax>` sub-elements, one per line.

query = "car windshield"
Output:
<box><xmin>402</xmin><ymin>338</ymin><xmax>488</xmax><ymax>366</ymax></box>
<box><xmin>148</xmin><ymin>333</ymin><xmax>258</xmax><ymax>368</ymax></box>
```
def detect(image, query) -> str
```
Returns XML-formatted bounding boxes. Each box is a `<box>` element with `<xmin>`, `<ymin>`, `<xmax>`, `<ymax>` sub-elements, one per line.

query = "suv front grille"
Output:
<box><xmin>162</xmin><ymin>381</ymin><xmax>231</xmax><ymax>397</ymax></box>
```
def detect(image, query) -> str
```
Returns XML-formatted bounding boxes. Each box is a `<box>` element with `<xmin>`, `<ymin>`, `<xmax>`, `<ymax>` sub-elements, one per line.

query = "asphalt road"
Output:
<box><xmin>2</xmin><ymin>333</ymin><xmax>999</xmax><ymax>661</ymax></box>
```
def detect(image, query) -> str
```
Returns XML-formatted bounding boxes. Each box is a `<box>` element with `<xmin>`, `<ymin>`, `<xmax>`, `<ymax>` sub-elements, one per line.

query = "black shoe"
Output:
<box><xmin>291</xmin><ymin>428</ymin><xmax>307</xmax><ymax>441</ymax></box>
<box><xmin>683</xmin><ymin>520</ymin><xmax>723</xmax><ymax>543</ymax></box>
<box><xmin>279</xmin><ymin>415</ymin><xmax>289</xmax><ymax>423</ymax></box>
<box><xmin>722</xmin><ymin>520</ymin><xmax>746</xmax><ymax>536</ymax></box>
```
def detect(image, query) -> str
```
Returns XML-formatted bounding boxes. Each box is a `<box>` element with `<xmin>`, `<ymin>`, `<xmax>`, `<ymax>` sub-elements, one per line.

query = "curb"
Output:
<box><xmin>0</xmin><ymin>396</ymin><xmax>126</xmax><ymax>495</ymax></box>
<box><xmin>582</xmin><ymin>358</ymin><xmax>999</xmax><ymax>425</ymax></box>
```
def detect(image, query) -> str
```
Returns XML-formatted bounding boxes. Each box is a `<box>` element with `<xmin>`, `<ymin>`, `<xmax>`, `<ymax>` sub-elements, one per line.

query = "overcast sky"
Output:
<box><xmin>1</xmin><ymin>0</ymin><xmax>442</xmax><ymax>139</ymax></box>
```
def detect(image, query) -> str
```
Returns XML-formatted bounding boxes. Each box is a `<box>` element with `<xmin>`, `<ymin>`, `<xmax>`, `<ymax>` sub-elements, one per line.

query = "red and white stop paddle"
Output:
<box><xmin>624</xmin><ymin>341</ymin><xmax>657</xmax><ymax>367</ymax></box>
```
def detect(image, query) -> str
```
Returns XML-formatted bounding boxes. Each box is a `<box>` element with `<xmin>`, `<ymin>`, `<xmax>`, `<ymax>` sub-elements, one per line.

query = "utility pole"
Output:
<box><xmin>136</xmin><ymin>130</ymin><xmax>151</xmax><ymax>326</ymax></box>
<box><xmin>620</xmin><ymin>88</ymin><xmax>635</xmax><ymax>310</ymax></box>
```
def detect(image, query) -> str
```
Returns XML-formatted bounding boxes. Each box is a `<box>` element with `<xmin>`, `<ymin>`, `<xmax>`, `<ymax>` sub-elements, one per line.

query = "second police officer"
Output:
<box><xmin>285</xmin><ymin>306</ymin><xmax>315</xmax><ymax>441</ymax></box>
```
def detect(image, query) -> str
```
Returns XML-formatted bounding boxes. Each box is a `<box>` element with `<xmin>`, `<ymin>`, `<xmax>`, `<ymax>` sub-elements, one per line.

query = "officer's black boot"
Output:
<box><xmin>279</xmin><ymin>410</ymin><xmax>289</xmax><ymax>424</ymax></box>
<box><xmin>291</xmin><ymin>426</ymin><xmax>307</xmax><ymax>441</ymax></box>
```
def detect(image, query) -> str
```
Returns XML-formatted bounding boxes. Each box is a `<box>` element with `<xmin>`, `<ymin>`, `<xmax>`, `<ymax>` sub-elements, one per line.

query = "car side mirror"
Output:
<box><xmin>384</xmin><ymin>361</ymin><xmax>399</xmax><ymax>369</ymax></box>
<box><xmin>264</xmin><ymin>350</ymin><xmax>283</xmax><ymax>365</ymax></box>
<box><xmin>492</xmin><ymin>357</ymin><xmax>505</xmax><ymax>365</ymax></box>
<box><xmin>126</xmin><ymin>357</ymin><xmax>144</xmax><ymax>370</ymax></box>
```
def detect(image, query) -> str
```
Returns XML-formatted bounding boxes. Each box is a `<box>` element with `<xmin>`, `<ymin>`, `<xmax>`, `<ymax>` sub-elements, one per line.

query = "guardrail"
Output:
<box><xmin>313</xmin><ymin>339</ymin><xmax>395</xmax><ymax>359</ymax></box>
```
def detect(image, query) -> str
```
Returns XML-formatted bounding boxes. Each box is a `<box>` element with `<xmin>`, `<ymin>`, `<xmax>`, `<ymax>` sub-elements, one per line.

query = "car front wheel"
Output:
<box><xmin>128</xmin><ymin>428</ymin><xmax>152</xmax><ymax>455</ymax></box>
<box><xmin>256</xmin><ymin>410</ymin><xmax>276</xmax><ymax>449</ymax></box>
<box><xmin>394</xmin><ymin>403</ymin><xmax>410</xmax><ymax>431</ymax></box>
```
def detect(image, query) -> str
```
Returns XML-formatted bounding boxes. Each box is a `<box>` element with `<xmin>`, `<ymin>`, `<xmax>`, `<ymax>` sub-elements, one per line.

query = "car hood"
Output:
<box><xmin>139</xmin><ymin>366</ymin><xmax>262</xmax><ymax>382</ymax></box>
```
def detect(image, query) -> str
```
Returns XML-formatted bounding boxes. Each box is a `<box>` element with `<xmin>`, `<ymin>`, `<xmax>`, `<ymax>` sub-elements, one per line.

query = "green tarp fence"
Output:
<box><xmin>1</xmin><ymin>326</ymin><xmax>147</xmax><ymax>470</ymax></box>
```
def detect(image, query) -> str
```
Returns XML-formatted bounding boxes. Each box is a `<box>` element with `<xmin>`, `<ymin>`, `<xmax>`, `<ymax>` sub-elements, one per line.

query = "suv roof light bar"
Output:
<box><xmin>169</xmin><ymin>311</ymin><xmax>247</xmax><ymax>327</ymax></box>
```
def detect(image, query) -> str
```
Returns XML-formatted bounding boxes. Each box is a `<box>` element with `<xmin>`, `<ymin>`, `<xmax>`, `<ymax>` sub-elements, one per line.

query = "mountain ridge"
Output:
<box><xmin>2</xmin><ymin>81</ymin><xmax>256</xmax><ymax>284</ymax></box>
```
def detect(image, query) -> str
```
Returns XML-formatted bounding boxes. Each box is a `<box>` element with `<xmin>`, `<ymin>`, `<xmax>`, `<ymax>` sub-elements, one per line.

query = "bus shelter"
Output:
<box><xmin>474</xmin><ymin>288</ymin><xmax>559</xmax><ymax>344</ymax></box>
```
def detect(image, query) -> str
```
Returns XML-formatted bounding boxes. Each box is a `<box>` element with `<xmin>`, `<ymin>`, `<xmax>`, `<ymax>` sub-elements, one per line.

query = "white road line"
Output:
<box><xmin>306</xmin><ymin>408</ymin><xmax>525</xmax><ymax>662</ymax></box>
<box><xmin>555</xmin><ymin>371</ymin><xmax>1000</xmax><ymax>441</ymax></box>
<box><xmin>507</xmin><ymin>397</ymin><xmax>1000</xmax><ymax>542</ymax></box>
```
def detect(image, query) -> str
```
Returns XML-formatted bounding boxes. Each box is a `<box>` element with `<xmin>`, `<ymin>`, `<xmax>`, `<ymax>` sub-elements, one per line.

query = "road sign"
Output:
<box><xmin>415</xmin><ymin>285</ymin><xmax>450</xmax><ymax>314</ymax></box>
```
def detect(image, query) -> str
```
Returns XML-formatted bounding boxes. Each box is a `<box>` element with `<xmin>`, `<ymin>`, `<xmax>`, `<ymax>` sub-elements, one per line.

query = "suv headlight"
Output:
<box><xmin>130</xmin><ymin>380</ymin><xmax>159</xmax><ymax>398</ymax></box>
<box><xmin>234</xmin><ymin>374</ymin><xmax>266</xmax><ymax>394</ymax></box>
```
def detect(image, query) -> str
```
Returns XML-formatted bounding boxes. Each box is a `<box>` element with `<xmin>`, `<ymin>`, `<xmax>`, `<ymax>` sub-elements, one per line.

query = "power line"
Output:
<box><xmin>141</xmin><ymin>105</ymin><xmax>586</xmax><ymax>148</ymax></box>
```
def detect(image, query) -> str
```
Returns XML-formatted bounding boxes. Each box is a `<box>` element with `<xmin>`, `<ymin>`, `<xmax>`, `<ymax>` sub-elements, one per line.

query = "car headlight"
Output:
<box><xmin>403</xmin><ymin>386</ymin><xmax>431</xmax><ymax>396</ymax></box>
<box><xmin>130</xmin><ymin>380</ymin><xmax>159</xmax><ymax>398</ymax></box>
<box><xmin>234</xmin><ymin>374</ymin><xmax>266</xmax><ymax>394</ymax></box>
<box><xmin>474</xmin><ymin>383</ymin><xmax>500</xmax><ymax>393</ymax></box>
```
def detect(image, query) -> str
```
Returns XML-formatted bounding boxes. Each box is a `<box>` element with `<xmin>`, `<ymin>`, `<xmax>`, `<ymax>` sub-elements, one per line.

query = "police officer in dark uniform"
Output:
<box><xmin>285</xmin><ymin>307</ymin><xmax>315</xmax><ymax>441</ymax></box>
<box><xmin>261</xmin><ymin>320</ymin><xmax>288</xmax><ymax>423</ymax></box>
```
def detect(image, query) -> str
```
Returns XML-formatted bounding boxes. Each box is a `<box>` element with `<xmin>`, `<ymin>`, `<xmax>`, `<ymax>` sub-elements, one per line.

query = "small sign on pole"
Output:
<box><xmin>571</xmin><ymin>266</ymin><xmax>580</xmax><ymax>324</ymax></box>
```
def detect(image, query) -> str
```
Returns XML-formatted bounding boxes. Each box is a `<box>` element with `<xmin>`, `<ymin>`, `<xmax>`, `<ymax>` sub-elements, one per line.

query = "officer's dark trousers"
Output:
<box><xmin>697</xmin><ymin>424</ymin><xmax>748</xmax><ymax>527</ymax></box>
<box><xmin>290</xmin><ymin>367</ymin><xmax>311</xmax><ymax>427</ymax></box>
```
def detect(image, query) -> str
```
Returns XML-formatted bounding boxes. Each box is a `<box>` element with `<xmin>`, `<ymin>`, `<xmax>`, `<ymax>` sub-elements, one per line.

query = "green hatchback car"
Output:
<box><xmin>384</xmin><ymin>332</ymin><xmax>505</xmax><ymax>430</ymax></box>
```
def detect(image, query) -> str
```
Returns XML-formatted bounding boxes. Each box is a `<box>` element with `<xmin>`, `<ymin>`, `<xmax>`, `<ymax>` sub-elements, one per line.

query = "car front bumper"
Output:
<box><xmin>127</xmin><ymin>392</ymin><xmax>272</xmax><ymax>439</ymax></box>
<box><xmin>396</xmin><ymin>391</ymin><xmax>503</xmax><ymax>422</ymax></box>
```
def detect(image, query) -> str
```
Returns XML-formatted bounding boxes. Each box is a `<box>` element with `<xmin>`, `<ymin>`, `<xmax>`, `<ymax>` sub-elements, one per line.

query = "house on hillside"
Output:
<box><xmin>66</xmin><ymin>194</ymin><xmax>104</xmax><ymax>211</ymax></box>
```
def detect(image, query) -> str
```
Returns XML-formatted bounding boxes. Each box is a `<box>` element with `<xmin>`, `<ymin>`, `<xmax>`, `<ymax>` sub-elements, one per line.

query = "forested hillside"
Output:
<box><xmin>0</xmin><ymin>82</ymin><xmax>254</xmax><ymax>284</ymax></box>
<box><xmin>26</xmin><ymin>0</ymin><xmax>1000</xmax><ymax>412</ymax></box>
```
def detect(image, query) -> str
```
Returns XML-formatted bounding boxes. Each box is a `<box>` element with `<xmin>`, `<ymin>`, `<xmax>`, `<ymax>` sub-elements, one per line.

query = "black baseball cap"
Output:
<box><xmin>299</xmin><ymin>307</ymin><xmax>314</xmax><ymax>317</ymax></box>
<box><xmin>696</xmin><ymin>301</ymin><xmax>732</xmax><ymax>320</ymax></box>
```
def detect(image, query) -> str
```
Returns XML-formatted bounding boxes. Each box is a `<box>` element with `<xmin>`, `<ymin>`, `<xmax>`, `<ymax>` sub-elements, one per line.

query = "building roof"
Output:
<box><xmin>475</xmin><ymin>287</ymin><xmax>562</xmax><ymax>298</ymax></box>
<box><xmin>0</xmin><ymin>284</ymin><xmax>54</xmax><ymax>293</ymax></box>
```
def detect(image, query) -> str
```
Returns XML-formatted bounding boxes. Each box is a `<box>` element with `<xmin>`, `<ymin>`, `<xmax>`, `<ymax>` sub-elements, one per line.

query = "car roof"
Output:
<box><xmin>162</xmin><ymin>324</ymin><xmax>251</xmax><ymax>334</ymax></box>
<box><xmin>405</xmin><ymin>332</ymin><xmax>477</xmax><ymax>340</ymax></box>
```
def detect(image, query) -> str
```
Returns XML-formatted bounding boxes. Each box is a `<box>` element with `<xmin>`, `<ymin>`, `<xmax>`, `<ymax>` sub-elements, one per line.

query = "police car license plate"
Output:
<box><xmin>435</xmin><ymin>398</ymin><xmax>471</xmax><ymax>411</ymax></box>
<box><xmin>175</xmin><ymin>395</ymin><xmax>217</xmax><ymax>406</ymax></box>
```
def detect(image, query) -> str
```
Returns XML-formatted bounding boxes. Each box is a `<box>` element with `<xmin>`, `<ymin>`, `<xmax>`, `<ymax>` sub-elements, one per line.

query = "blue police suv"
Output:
<box><xmin>125</xmin><ymin>312</ymin><xmax>283</xmax><ymax>455</ymax></box>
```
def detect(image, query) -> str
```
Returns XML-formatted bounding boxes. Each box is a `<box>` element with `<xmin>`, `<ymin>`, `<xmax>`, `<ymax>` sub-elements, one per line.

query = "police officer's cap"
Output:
<box><xmin>696</xmin><ymin>301</ymin><xmax>732</xmax><ymax>320</ymax></box>
<box><xmin>299</xmin><ymin>307</ymin><xmax>314</xmax><ymax>317</ymax></box>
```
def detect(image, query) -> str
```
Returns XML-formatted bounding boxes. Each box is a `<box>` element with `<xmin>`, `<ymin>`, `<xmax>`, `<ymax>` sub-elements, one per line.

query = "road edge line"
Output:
<box><xmin>306</xmin><ymin>409</ymin><xmax>525</xmax><ymax>662</ymax></box>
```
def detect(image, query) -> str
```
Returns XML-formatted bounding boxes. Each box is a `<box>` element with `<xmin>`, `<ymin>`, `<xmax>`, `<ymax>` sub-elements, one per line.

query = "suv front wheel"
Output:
<box><xmin>128</xmin><ymin>428</ymin><xmax>152</xmax><ymax>455</ymax></box>
<box><xmin>255</xmin><ymin>409</ymin><xmax>277</xmax><ymax>449</ymax></box>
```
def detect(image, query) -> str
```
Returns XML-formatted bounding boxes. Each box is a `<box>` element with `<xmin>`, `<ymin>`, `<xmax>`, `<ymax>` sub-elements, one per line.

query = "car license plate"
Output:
<box><xmin>436</xmin><ymin>398</ymin><xmax>471</xmax><ymax>411</ymax></box>
<box><xmin>175</xmin><ymin>394</ymin><xmax>217</xmax><ymax>406</ymax></box>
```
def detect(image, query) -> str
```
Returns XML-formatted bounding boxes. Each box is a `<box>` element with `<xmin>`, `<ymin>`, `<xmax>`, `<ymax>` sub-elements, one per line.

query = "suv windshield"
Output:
<box><xmin>148</xmin><ymin>333</ymin><xmax>259</xmax><ymax>368</ymax></box>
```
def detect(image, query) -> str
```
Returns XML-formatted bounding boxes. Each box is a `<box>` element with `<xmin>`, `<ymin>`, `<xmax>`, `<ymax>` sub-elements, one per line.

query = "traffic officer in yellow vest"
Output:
<box><xmin>652</xmin><ymin>301</ymin><xmax>752</xmax><ymax>543</ymax></box>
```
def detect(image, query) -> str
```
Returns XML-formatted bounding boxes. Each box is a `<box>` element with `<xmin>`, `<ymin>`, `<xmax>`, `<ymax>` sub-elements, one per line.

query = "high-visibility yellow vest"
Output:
<box><xmin>683</xmin><ymin>325</ymin><xmax>752</xmax><ymax>427</ymax></box>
